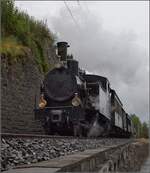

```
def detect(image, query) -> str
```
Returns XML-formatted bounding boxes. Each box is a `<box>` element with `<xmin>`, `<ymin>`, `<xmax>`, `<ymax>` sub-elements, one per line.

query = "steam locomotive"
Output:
<box><xmin>34</xmin><ymin>42</ymin><xmax>135</xmax><ymax>137</ymax></box>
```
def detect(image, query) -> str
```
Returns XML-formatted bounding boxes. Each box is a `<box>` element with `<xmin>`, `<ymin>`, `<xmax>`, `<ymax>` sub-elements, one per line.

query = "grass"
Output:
<box><xmin>1</xmin><ymin>36</ymin><xmax>29</xmax><ymax>63</ymax></box>
<box><xmin>1</xmin><ymin>0</ymin><xmax>56</xmax><ymax>73</ymax></box>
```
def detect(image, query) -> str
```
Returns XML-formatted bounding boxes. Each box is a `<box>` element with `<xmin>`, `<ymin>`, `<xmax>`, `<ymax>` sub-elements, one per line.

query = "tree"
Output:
<box><xmin>131</xmin><ymin>114</ymin><xmax>142</xmax><ymax>138</ymax></box>
<box><xmin>131</xmin><ymin>114</ymin><xmax>149</xmax><ymax>138</ymax></box>
<box><xmin>141</xmin><ymin>122</ymin><xmax>149</xmax><ymax>138</ymax></box>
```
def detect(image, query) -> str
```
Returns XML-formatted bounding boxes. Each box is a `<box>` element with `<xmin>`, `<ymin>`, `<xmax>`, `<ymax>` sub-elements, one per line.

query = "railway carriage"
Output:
<box><xmin>126</xmin><ymin>114</ymin><xmax>134</xmax><ymax>137</ymax></box>
<box><xmin>110</xmin><ymin>89</ymin><xmax>124</xmax><ymax>136</ymax></box>
<box><xmin>122</xmin><ymin>108</ymin><xmax>127</xmax><ymax>133</ymax></box>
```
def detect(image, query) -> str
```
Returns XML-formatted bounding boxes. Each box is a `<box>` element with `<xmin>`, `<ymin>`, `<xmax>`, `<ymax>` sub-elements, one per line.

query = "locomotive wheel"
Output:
<box><xmin>46</xmin><ymin>124</ymin><xmax>54</xmax><ymax>135</ymax></box>
<box><xmin>43</xmin><ymin>118</ymin><xmax>54</xmax><ymax>135</ymax></box>
<box><xmin>87</xmin><ymin>116</ymin><xmax>101</xmax><ymax>137</ymax></box>
<box><xmin>101</xmin><ymin>121</ymin><xmax>111</xmax><ymax>137</ymax></box>
<box><xmin>73</xmin><ymin>124</ymin><xmax>83</xmax><ymax>137</ymax></box>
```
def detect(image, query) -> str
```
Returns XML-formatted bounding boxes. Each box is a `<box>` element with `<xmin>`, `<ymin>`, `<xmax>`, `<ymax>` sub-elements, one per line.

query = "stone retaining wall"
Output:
<box><xmin>56</xmin><ymin>140</ymin><xmax>149</xmax><ymax>172</ymax></box>
<box><xmin>1</xmin><ymin>48</ymin><xmax>57</xmax><ymax>134</ymax></box>
<box><xmin>1</xmin><ymin>54</ymin><xmax>44</xmax><ymax>133</ymax></box>
<box><xmin>97</xmin><ymin>140</ymin><xmax>149</xmax><ymax>172</ymax></box>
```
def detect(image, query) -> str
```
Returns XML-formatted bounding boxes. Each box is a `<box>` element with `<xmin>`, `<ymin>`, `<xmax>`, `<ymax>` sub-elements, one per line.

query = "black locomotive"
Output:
<box><xmin>34</xmin><ymin>42</ymin><xmax>135</xmax><ymax>137</ymax></box>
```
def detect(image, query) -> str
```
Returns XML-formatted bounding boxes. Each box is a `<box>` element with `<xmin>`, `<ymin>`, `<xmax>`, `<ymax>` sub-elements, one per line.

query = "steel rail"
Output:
<box><xmin>1</xmin><ymin>133</ymin><xmax>101</xmax><ymax>139</ymax></box>
<box><xmin>1</xmin><ymin>133</ymin><xmax>75</xmax><ymax>139</ymax></box>
<box><xmin>1</xmin><ymin>133</ymin><xmax>134</xmax><ymax>142</ymax></box>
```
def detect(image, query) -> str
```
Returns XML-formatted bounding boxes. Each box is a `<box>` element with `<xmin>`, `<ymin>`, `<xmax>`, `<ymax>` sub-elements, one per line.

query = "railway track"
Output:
<box><xmin>1</xmin><ymin>133</ymin><xmax>76</xmax><ymax>139</ymax></box>
<box><xmin>1</xmin><ymin>133</ymin><xmax>121</xmax><ymax>139</ymax></box>
<box><xmin>1</xmin><ymin>133</ymin><xmax>107</xmax><ymax>139</ymax></box>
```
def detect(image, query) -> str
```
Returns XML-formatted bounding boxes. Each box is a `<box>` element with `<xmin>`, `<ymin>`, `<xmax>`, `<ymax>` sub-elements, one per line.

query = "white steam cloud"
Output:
<box><xmin>50</xmin><ymin>6</ymin><xmax>149</xmax><ymax>122</ymax></box>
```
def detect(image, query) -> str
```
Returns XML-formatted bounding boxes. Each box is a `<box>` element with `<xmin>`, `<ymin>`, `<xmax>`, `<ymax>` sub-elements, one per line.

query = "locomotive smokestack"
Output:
<box><xmin>57</xmin><ymin>42</ymin><xmax>70</xmax><ymax>62</ymax></box>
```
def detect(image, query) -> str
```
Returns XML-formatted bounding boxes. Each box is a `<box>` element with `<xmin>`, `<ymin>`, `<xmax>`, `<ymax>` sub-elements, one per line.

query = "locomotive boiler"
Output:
<box><xmin>34</xmin><ymin>42</ymin><xmax>134</xmax><ymax>137</ymax></box>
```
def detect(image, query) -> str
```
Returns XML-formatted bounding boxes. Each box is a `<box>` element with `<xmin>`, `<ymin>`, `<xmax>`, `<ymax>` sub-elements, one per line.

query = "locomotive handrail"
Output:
<box><xmin>87</xmin><ymin>82</ymin><xmax>100</xmax><ymax>85</ymax></box>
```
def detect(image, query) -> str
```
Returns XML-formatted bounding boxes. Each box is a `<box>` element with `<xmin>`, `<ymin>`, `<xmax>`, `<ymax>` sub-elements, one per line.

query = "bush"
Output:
<box><xmin>1</xmin><ymin>0</ymin><xmax>56</xmax><ymax>73</ymax></box>
<box><xmin>1</xmin><ymin>36</ymin><xmax>29</xmax><ymax>62</ymax></box>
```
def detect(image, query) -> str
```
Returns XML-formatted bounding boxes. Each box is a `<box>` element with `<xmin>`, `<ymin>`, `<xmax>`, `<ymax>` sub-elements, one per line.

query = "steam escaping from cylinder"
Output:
<box><xmin>87</xmin><ymin>118</ymin><xmax>104</xmax><ymax>137</ymax></box>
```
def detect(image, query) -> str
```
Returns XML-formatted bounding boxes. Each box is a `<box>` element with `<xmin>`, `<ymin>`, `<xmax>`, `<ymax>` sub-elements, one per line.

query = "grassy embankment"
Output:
<box><xmin>1</xmin><ymin>0</ymin><xmax>55</xmax><ymax>73</ymax></box>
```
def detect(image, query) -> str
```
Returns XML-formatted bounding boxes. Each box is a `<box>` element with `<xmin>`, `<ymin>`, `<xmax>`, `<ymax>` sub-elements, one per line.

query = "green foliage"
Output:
<box><xmin>141</xmin><ymin>122</ymin><xmax>149</xmax><ymax>138</ymax></box>
<box><xmin>131</xmin><ymin>114</ymin><xmax>142</xmax><ymax>138</ymax></box>
<box><xmin>1</xmin><ymin>0</ymin><xmax>56</xmax><ymax>73</ymax></box>
<box><xmin>1</xmin><ymin>36</ymin><xmax>29</xmax><ymax>63</ymax></box>
<box><xmin>131</xmin><ymin>114</ymin><xmax>149</xmax><ymax>138</ymax></box>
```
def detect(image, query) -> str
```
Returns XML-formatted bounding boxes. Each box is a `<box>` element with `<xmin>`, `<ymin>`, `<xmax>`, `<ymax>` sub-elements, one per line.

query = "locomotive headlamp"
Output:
<box><xmin>39</xmin><ymin>94</ymin><xmax>47</xmax><ymax>109</ymax></box>
<box><xmin>72</xmin><ymin>93</ymin><xmax>82</xmax><ymax>107</ymax></box>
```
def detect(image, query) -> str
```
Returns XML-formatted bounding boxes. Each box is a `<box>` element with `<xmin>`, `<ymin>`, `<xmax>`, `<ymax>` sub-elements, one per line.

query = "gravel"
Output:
<box><xmin>1</xmin><ymin>137</ymin><xmax>130</xmax><ymax>171</ymax></box>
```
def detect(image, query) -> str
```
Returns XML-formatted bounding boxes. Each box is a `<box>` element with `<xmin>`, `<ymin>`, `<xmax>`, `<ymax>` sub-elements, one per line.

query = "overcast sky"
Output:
<box><xmin>15</xmin><ymin>1</ymin><xmax>149</xmax><ymax>122</ymax></box>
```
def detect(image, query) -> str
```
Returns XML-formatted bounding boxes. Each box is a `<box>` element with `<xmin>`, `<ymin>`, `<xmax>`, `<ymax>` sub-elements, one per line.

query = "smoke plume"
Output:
<box><xmin>50</xmin><ymin>6</ymin><xmax>149</xmax><ymax>122</ymax></box>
